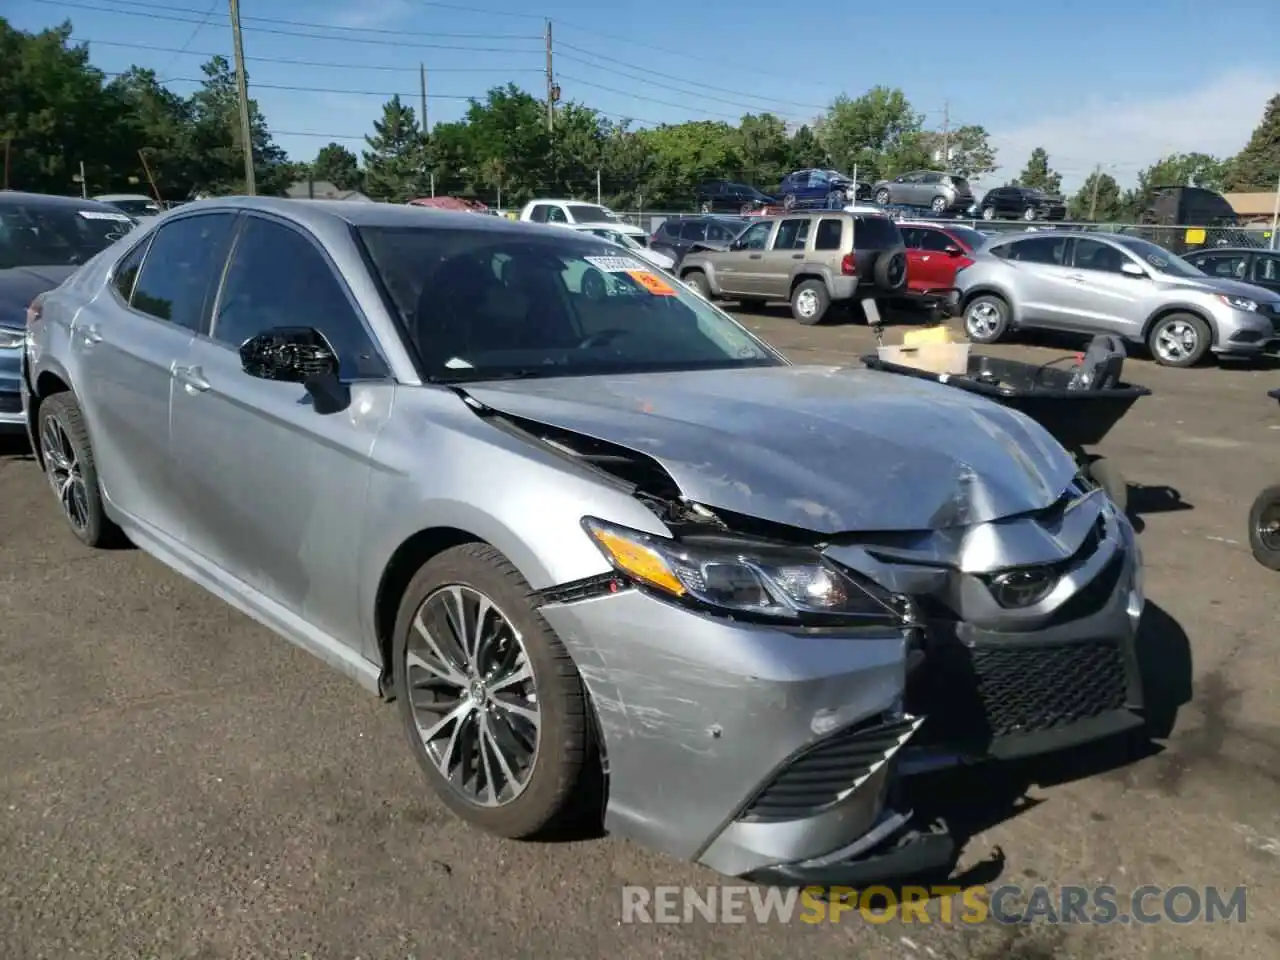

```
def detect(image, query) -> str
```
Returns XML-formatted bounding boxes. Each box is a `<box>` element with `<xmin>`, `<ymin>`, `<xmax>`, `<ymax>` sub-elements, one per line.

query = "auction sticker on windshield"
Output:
<box><xmin>627</xmin><ymin>270</ymin><xmax>676</xmax><ymax>296</ymax></box>
<box><xmin>585</xmin><ymin>255</ymin><xmax>647</xmax><ymax>273</ymax></box>
<box><xmin>78</xmin><ymin>211</ymin><xmax>134</xmax><ymax>222</ymax></box>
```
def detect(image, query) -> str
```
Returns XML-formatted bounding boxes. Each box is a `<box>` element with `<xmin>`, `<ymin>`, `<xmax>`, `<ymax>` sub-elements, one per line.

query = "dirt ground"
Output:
<box><xmin>1</xmin><ymin>309</ymin><xmax>1277</xmax><ymax>960</ymax></box>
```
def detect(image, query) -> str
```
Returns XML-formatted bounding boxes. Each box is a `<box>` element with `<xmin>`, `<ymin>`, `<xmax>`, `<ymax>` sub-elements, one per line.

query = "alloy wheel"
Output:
<box><xmin>39</xmin><ymin>414</ymin><xmax>90</xmax><ymax>535</ymax></box>
<box><xmin>1153</xmin><ymin>320</ymin><xmax>1199</xmax><ymax>364</ymax></box>
<box><xmin>966</xmin><ymin>301</ymin><xmax>1002</xmax><ymax>339</ymax></box>
<box><xmin>1255</xmin><ymin>503</ymin><xmax>1280</xmax><ymax>553</ymax></box>
<box><xmin>932</xmin><ymin>197</ymin><xmax>947</xmax><ymax>213</ymax></box>
<box><xmin>795</xmin><ymin>289</ymin><xmax>820</xmax><ymax>319</ymax></box>
<box><xmin>405</xmin><ymin>585</ymin><xmax>540</xmax><ymax>808</ymax></box>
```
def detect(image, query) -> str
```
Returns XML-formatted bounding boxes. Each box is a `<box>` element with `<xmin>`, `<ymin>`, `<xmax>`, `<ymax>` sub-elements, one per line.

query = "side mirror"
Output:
<box><xmin>1120</xmin><ymin>262</ymin><xmax>1146</xmax><ymax>278</ymax></box>
<box><xmin>944</xmin><ymin>245</ymin><xmax>963</xmax><ymax>256</ymax></box>
<box><xmin>239</xmin><ymin>326</ymin><xmax>350</xmax><ymax>415</ymax></box>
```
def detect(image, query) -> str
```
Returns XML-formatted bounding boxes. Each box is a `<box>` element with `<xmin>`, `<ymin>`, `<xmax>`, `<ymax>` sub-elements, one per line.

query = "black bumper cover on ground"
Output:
<box><xmin>746</xmin><ymin>818</ymin><xmax>956</xmax><ymax>887</ymax></box>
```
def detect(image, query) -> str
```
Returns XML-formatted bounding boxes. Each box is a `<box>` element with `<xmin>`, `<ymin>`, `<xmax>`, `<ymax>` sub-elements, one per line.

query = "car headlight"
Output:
<box><xmin>1218</xmin><ymin>294</ymin><xmax>1258</xmax><ymax>312</ymax></box>
<box><xmin>981</xmin><ymin>566</ymin><xmax>1058</xmax><ymax>608</ymax></box>
<box><xmin>582</xmin><ymin>517</ymin><xmax>901</xmax><ymax>624</ymax></box>
<box><xmin>0</xmin><ymin>326</ymin><xmax>25</xmax><ymax>349</ymax></box>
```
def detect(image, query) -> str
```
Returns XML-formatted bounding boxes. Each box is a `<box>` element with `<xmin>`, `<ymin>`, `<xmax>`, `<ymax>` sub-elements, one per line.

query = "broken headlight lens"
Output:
<box><xmin>983</xmin><ymin>567</ymin><xmax>1058</xmax><ymax>608</ymax></box>
<box><xmin>582</xmin><ymin>517</ymin><xmax>899</xmax><ymax>623</ymax></box>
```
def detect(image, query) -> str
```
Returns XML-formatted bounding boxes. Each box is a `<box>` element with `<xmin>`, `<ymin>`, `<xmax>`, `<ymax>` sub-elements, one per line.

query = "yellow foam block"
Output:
<box><xmin>902</xmin><ymin>325</ymin><xmax>953</xmax><ymax>347</ymax></box>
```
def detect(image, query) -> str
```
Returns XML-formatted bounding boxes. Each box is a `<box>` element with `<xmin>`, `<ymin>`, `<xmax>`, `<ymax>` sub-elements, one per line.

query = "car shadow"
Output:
<box><xmin>816</xmin><ymin>600</ymin><xmax>1192</xmax><ymax>897</ymax></box>
<box><xmin>732</xmin><ymin>300</ymin><xmax>934</xmax><ymax>328</ymax></box>
<box><xmin>1126</xmin><ymin>483</ymin><xmax>1192</xmax><ymax>532</ymax></box>
<box><xmin>0</xmin><ymin>434</ymin><xmax>35</xmax><ymax>461</ymax></box>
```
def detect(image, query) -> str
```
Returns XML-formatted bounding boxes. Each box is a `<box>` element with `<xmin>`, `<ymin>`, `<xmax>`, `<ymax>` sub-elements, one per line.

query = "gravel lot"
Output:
<box><xmin>2</xmin><ymin>311</ymin><xmax>1278</xmax><ymax>960</ymax></box>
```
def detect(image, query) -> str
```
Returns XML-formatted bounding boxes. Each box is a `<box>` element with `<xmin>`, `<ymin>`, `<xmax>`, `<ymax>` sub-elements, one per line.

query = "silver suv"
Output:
<box><xmin>677</xmin><ymin>211</ymin><xmax>907</xmax><ymax>324</ymax></box>
<box><xmin>954</xmin><ymin>231</ymin><xmax>1280</xmax><ymax>367</ymax></box>
<box><xmin>871</xmin><ymin>171</ymin><xmax>975</xmax><ymax>214</ymax></box>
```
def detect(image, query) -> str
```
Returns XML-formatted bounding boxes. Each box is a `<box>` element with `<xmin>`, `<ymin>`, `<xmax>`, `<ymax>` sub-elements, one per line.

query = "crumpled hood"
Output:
<box><xmin>0</xmin><ymin>266</ymin><xmax>75</xmax><ymax>327</ymax></box>
<box><xmin>464</xmin><ymin>365</ymin><xmax>1079</xmax><ymax>533</ymax></box>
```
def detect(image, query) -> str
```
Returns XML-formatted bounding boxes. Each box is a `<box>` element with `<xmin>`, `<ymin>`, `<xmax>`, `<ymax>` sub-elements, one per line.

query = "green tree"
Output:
<box><xmin>786</xmin><ymin>125</ymin><xmax>828</xmax><ymax>173</ymax></box>
<box><xmin>309</xmin><ymin>142</ymin><xmax>362</xmax><ymax>191</ymax></box>
<box><xmin>362</xmin><ymin>95</ymin><xmax>427</xmax><ymax>202</ymax></box>
<box><xmin>599</xmin><ymin>121</ymin><xmax>654</xmax><ymax>208</ymax></box>
<box><xmin>187</xmin><ymin>55</ymin><xmax>291</xmax><ymax>196</ymax></box>
<box><xmin>819</xmin><ymin>87</ymin><xmax>928</xmax><ymax>181</ymax></box>
<box><xmin>548</xmin><ymin>102</ymin><xmax>604</xmax><ymax>197</ymax></box>
<box><xmin>461</xmin><ymin>84</ymin><xmax>551</xmax><ymax>204</ymax></box>
<box><xmin>736</xmin><ymin>113</ymin><xmax>790</xmax><ymax>188</ymax></box>
<box><xmin>1120</xmin><ymin>152</ymin><xmax>1227</xmax><ymax>219</ymax></box>
<box><xmin>922</xmin><ymin>124</ymin><xmax>997</xmax><ymax>180</ymax></box>
<box><xmin>105</xmin><ymin>67</ymin><xmax>196</xmax><ymax>200</ymax></box>
<box><xmin>1068</xmin><ymin>170</ymin><xmax>1124</xmax><ymax>221</ymax></box>
<box><xmin>640</xmin><ymin>120</ymin><xmax>741</xmax><ymax>208</ymax></box>
<box><xmin>1225</xmin><ymin>93</ymin><xmax>1280</xmax><ymax>190</ymax></box>
<box><xmin>1014</xmin><ymin>147</ymin><xmax>1063</xmax><ymax>193</ymax></box>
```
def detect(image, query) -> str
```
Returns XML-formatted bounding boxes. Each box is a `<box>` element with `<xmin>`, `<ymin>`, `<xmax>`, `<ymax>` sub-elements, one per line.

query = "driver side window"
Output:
<box><xmin>739</xmin><ymin>221</ymin><xmax>772</xmax><ymax>250</ymax></box>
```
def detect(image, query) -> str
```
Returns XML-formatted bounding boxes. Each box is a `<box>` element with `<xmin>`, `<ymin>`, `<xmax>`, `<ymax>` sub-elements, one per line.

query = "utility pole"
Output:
<box><xmin>138</xmin><ymin>149</ymin><xmax>162</xmax><ymax>204</ymax></box>
<box><xmin>1088</xmin><ymin>163</ymin><xmax>1102</xmax><ymax>221</ymax></box>
<box><xmin>228</xmin><ymin>0</ymin><xmax>256</xmax><ymax>195</ymax></box>
<box><xmin>940</xmin><ymin>100</ymin><xmax>950</xmax><ymax>168</ymax></box>
<box><xmin>596</xmin><ymin>169</ymin><xmax>601</xmax><ymax>205</ymax></box>
<box><xmin>79</xmin><ymin>160</ymin><xmax>87</xmax><ymax>199</ymax></box>
<box><xmin>3</xmin><ymin>138</ymin><xmax>9</xmax><ymax>190</ymax></box>
<box><xmin>1270</xmin><ymin>170</ymin><xmax>1280</xmax><ymax>251</ymax></box>
<box><xmin>545</xmin><ymin>20</ymin><xmax>555</xmax><ymax>131</ymax></box>
<box><xmin>419</xmin><ymin>63</ymin><xmax>429</xmax><ymax>134</ymax></box>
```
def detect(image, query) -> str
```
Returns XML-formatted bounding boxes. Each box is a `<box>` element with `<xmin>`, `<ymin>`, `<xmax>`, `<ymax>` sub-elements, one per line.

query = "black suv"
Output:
<box><xmin>979</xmin><ymin>186</ymin><xmax>1067</xmax><ymax>222</ymax></box>
<box><xmin>649</xmin><ymin>215</ymin><xmax>749</xmax><ymax>265</ymax></box>
<box><xmin>693</xmin><ymin>180</ymin><xmax>775</xmax><ymax>214</ymax></box>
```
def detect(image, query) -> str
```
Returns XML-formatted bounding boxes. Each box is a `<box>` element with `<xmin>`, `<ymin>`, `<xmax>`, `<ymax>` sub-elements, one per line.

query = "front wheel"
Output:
<box><xmin>1147</xmin><ymin>312</ymin><xmax>1210</xmax><ymax>367</ymax></box>
<box><xmin>37</xmin><ymin>392</ymin><xmax>124</xmax><ymax>548</ymax></box>
<box><xmin>874</xmin><ymin>188</ymin><xmax>891</xmax><ymax>206</ymax></box>
<box><xmin>1023</xmin><ymin>206</ymin><xmax>1038</xmax><ymax>221</ymax></box>
<box><xmin>791</xmin><ymin>280</ymin><xmax>830</xmax><ymax>325</ymax></box>
<box><xmin>981</xmin><ymin>206</ymin><xmax>996</xmax><ymax>221</ymax></box>
<box><xmin>699</xmin><ymin>201</ymin><xmax>712</xmax><ymax>214</ymax></box>
<box><xmin>1248</xmin><ymin>486</ymin><xmax>1280</xmax><ymax>570</ymax></box>
<box><xmin>393</xmin><ymin>543</ymin><xmax>594</xmax><ymax>839</ymax></box>
<box><xmin>931</xmin><ymin>196</ymin><xmax>948</xmax><ymax>214</ymax></box>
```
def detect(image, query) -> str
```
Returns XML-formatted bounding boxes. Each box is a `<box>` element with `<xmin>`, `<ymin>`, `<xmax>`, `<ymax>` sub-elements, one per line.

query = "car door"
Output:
<box><xmin>1189</xmin><ymin>251</ymin><xmax>1249</xmax><ymax>282</ymax></box>
<box><xmin>70</xmin><ymin>212</ymin><xmax>237</xmax><ymax>539</ymax></box>
<box><xmin>1002</xmin><ymin>234</ymin><xmax>1075</xmax><ymax>327</ymax></box>
<box><xmin>754</xmin><ymin>217</ymin><xmax>810</xmax><ymax>298</ymax></box>
<box><xmin>900</xmin><ymin>227</ymin><xmax>928</xmax><ymax>292</ymax></box>
<box><xmin>1250</xmin><ymin>252</ymin><xmax>1280</xmax><ymax>295</ymax></box>
<box><xmin>910</xmin><ymin>227</ymin><xmax>960</xmax><ymax>292</ymax></box>
<box><xmin>715</xmin><ymin>220</ymin><xmax>774</xmax><ymax>296</ymax></box>
<box><xmin>167</xmin><ymin>212</ymin><xmax>394</xmax><ymax>636</ymax></box>
<box><xmin>1053</xmin><ymin>237</ymin><xmax>1146</xmax><ymax>336</ymax></box>
<box><xmin>680</xmin><ymin>219</ymin><xmax>708</xmax><ymax>259</ymax></box>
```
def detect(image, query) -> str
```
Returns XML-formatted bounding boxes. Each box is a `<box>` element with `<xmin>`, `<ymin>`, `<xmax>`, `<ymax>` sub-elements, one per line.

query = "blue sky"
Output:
<box><xmin>12</xmin><ymin>0</ymin><xmax>1280</xmax><ymax>192</ymax></box>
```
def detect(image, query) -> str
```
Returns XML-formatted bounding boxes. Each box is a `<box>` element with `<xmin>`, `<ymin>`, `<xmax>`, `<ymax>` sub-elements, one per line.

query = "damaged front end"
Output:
<box><xmin>473</xmin><ymin>394</ymin><xmax>1144</xmax><ymax>885</ymax></box>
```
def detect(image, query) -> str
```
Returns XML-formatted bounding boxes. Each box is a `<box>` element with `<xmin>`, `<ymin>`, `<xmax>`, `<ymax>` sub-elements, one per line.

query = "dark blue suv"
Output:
<box><xmin>776</xmin><ymin>169</ymin><xmax>868</xmax><ymax>210</ymax></box>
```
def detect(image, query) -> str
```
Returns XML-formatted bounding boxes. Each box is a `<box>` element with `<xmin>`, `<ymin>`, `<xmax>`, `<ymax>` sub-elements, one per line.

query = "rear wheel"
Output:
<box><xmin>963</xmin><ymin>294</ymin><xmax>1010</xmax><ymax>344</ymax></box>
<box><xmin>931</xmin><ymin>196</ymin><xmax>948</xmax><ymax>214</ymax></box>
<box><xmin>1248</xmin><ymin>486</ymin><xmax>1280</xmax><ymax>570</ymax></box>
<box><xmin>782</xmin><ymin>193</ymin><xmax>797</xmax><ymax>211</ymax></box>
<box><xmin>38</xmin><ymin>392</ymin><xmax>124</xmax><ymax>548</ymax></box>
<box><xmin>791</xmin><ymin>280</ymin><xmax>830</xmax><ymax>325</ymax></box>
<box><xmin>981</xmin><ymin>206</ymin><xmax>996</xmax><ymax>221</ymax></box>
<box><xmin>875</xmin><ymin>188</ymin><xmax>891</xmax><ymax>206</ymax></box>
<box><xmin>699</xmin><ymin>201</ymin><xmax>712</xmax><ymax>214</ymax></box>
<box><xmin>1147</xmin><ymin>312</ymin><xmax>1210</xmax><ymax>367</ymax></box>
<box><xmin>393</xmin><ymin>543</ymin><xmax>593</xmax><ymax>838</ymax></box>
<box><xmin>1023</xmin><ymin>206</ymin><xmax>1038</xmax><ymax>221</ymax></box>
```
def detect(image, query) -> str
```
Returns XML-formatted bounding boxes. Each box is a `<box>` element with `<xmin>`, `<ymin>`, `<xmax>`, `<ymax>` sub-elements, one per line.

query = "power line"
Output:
<box><xmin>154</xmin><ymin>0</ymin><xmax>218</xmax><ymax>81</ymax></box>
<box><xmin>74</xmin><ymin>36</ymin><xmax>543</xmax><ymax>73</ymax></box>
<box><xmin>33</xmin><ymin>0</ymin><xmax>542</xmax><ymax>50</ymax></box>
<box><xmin>102</xmin><ymin>71</ymin><xmax>481</xmax><ymax>101</ymax></box>
<box><xmin>557</xmin><ymin>74</ymin><xmax>741</xmax><ymax>122</ymax></box>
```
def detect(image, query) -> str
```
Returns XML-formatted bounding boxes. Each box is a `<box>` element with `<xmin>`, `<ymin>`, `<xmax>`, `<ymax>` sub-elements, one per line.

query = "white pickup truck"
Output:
<box><xmin>518</xmin><ymin>199</ymin><xmax>649</xmax><ymax>245</ymax></box>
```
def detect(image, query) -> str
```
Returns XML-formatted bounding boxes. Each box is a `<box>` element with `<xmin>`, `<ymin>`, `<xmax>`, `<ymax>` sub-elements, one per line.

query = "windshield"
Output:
<box><xmin>102</xmin><ymin>197</ymin><xmax>162</xmax><ymax>217</ymax></box>
<box><xmin>0</xmin><ymin>203</ymin><xmax>137</xmax><ymax>269</ymax></box>
<box><xmin>586</xmin><ymin>228</ymin><xmax>641</xmax><ymax>250</ymax></box>
<box><xmin>566</xmin><ymin>204</ymin><xmax>617</xmax><ymax>224</ymax></box>
<box><xmin>357</xmin><ymin>226</ymin><xmax>781</xmax><ymax>382</ymax></box>
<box><xmin>948</xmin><ymin>225</ymin><xmax>987</xmax><ymax>250</ymax></box>
<box><xmin>1113</xmin><ymin>237</ymin><xmax>1204</xmax><ymax>277</ymax></box>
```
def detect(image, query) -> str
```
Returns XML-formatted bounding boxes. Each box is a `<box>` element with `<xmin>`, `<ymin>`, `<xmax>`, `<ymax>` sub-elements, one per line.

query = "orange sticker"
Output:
<box><xmin>627</xmin><ymin>270</ymin><xmax>676</xmax><ymax>296</ymax></box>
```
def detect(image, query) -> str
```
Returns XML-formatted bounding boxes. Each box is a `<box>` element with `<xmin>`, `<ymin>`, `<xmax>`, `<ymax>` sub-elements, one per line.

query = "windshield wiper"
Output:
<box><xmin>440</xmin><ymin>368</ymin><xmax>548</xmax><ymax>383</ymax></box>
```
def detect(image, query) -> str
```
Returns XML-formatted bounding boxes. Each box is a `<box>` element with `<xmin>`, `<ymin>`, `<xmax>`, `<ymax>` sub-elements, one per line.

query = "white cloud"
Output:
<box><xmin>988</xmin><ymin>69</ymin><xmax>1279</xmax><ymax>193</ymax></box>
<box><xmin>321</xmin><ymin>0</ymin><xmax>411</xmax><ymax>30</ymax></box>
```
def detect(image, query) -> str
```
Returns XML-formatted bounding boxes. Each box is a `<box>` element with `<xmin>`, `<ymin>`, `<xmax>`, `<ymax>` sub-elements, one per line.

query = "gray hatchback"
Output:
<box><xmin>23</xmin><ymin>198</ymin><xmax>1147</xmax><ymax>885</ymax></box>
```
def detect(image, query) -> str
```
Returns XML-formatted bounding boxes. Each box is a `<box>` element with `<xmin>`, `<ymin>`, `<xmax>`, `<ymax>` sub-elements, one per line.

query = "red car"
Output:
<box><xmin>897</xmin><ymin>221</ymin><xmax>988</xmax><ymax>298</ymax></box>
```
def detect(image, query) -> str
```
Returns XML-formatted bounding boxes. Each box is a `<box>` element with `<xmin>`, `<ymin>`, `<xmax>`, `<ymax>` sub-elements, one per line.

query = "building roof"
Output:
<box><xmin>284</xmin><ymin>180</ymin><xmax>373</xmax><ymax>202</ymax></box>
<box><xmin>1224</xmin><ymin>192</ymin><xmax>1280</xmax><ymax>217</ymax></box>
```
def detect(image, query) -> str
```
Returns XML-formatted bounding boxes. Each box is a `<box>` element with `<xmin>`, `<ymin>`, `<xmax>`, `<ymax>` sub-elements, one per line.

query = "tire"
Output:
<box><xmin>37</xmin><ymin>392</ymin><xmax>124</xmax><ymax>548</ymax></box>
<box><xmin>981</xmin><ymin>206</ymin><xmax>996</xmax><ymax>221</ymax></box>
<box><xmin>791</xmin><ymin>279</ymin><xmax>830</xmax><ymax>325</ymax></box>
<box><xmin>682</xmin><ymin>269</ymin><xmax>711</xmax><ymax>299</ymax></box>
<box><xmin>1147</xmin><ymin>312</ymin><xmax>1210</xmax><ymax>368</ymax></box>
<box><xmin>875</xmin><ymin>188</ymin><xmax>891</xmax><ymax>206</ymax></box>
<box><xmin>699</xmin><ymin>201</ymin><xmax>712</xmax><ymax>214</ymax></box>
<box><xmin>1087</xmin><ymin>456</ymin><xmax>1128</xmax><ymax>514</ymax></box>
<box><xmin>931</xmin><ymin>196</ymin><xmax>948</xmax><ymax>214</ymax></box>
<box><xmin>392</xmin><ymin>543</ymin><xmax>592</xmax><ymax>839</ymax></box>
<box><xmin>872</xmin><ymin>250</ymin><xmax>908</xmax><ymax>293</ymax></box>
<box><xmin>963</xmin><ymin>293</ymin><xmax>1011</xmax><ymax>344</ymax></box>
<box><xmin>1023</xmin><ymin>207</ymin><xmax>1038</xmax><ymax>221</ymax></box>
<box><xmin>1247</xmin><ymin>485</ymin><xmax>1280</xmax><ymax>570</ymax></box>
<box><xmin>782</xmin><ymin>193</ymin><xmax>796</xmax><ymax>211</ymax></box>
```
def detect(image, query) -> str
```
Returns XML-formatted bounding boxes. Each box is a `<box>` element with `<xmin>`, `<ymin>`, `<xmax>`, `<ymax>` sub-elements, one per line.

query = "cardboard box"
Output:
<box><xmin>877</xmin><ymin>342</ymin><xmax>970</xmax><ymax>375</ymax></box>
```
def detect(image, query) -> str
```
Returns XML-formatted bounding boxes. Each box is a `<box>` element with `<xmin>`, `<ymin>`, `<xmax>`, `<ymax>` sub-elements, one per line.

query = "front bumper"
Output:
<box><xmin>537</xmin><ymin>506</ymin><xmax>1143</xmax><ymax>883</ymax></box>
<box><xmin>1214</xmin><ymin>305</ymin><xmax>1280</xmax><ymax>356</ymax></box>
<box><xmin>0</xmin><ymin>345</ymin><xmax>25</xmax><ymax>429</ymax></box>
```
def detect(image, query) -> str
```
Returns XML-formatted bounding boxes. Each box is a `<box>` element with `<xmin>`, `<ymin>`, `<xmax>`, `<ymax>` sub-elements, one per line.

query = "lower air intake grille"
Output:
<box><xmin>741</xmin><ymin>714</ymin><xmax>918</xmax><ymax>822</ymax></box>
<box><xmin>910</xmin><ymin>637</ymin><xmax>1129</xmax><ymax>746</ymax></box>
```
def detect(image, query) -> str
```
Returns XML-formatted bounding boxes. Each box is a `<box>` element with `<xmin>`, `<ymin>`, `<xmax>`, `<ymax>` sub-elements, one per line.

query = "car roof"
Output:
<box><xmin>163</xmin><ymin>195</ymin><xmax>548</xmax><ymax>236</ymax></box>
<box><xmin>0</xmin><ymin>190</ymin><xmax>135</xmax><ymax>213</ymax></box>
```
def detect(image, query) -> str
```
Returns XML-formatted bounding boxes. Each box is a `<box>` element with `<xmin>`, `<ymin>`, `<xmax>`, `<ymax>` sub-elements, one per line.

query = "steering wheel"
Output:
<box><xmin>577</xmin><ymin>328</ymin><xmax>628</xmax><ymax>349</ymax></box>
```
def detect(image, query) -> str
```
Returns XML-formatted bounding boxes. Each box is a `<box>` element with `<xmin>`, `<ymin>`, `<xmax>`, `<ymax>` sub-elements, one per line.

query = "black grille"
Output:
<box><xmin>908</xmin><ymin>636</ymin><xmax>1128</xmax><ymax>748</ymax></box>
<box><xmin>741</xmin><ymin>715</ymin><xmax>916</xmax><ymax>822</ymax></box>
<box><xmin>0</xmin><ymin>393</ymin><xmax>21</xmax><ymax>415</ymax></box>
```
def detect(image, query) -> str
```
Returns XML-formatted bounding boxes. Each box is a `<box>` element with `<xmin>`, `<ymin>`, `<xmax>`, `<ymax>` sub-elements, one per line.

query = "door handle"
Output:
<box><xmin>175</xmin><ymin>364</ymin><xmax>211</xmax><ymax>392</ymax></box>
<box><xmin>791</xmin><ymin>253</ymin><xmax>803</xmax><ymax>259</ymax></box>
<box><xmin>1068</xmin><ymin>273</ymin><xmax>1085</xmax><ymax>282</ymax></box>
<box><xmin>748</xmin><ymin>253</ymin><xmax>762</xmax><ymax>259</ymax></box>
<box><xmin>80</xmin><ymin>325</ymin><xmax>103</xmax><ymax>345</ymax></box>
<box><xmin>920</xmin><ymin>256</ymin><xmax>930</xmax><ymax>262</ymax></box>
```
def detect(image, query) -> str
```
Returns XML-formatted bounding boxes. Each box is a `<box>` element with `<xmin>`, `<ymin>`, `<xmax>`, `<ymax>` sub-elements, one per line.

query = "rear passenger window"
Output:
<box><xmin>919</xmin><ymin>230</ymin><xmax>954</xmax><ymax>252</ymax></box>
<box><xmin>211</xmin><ymin>216</ymin><xmax>388</xmax><ymax>379</ymax></box>
<box><xmin>900</xmin><ymin>227</ymin><xmax>922</xmax><ymax>249</ymax></box>
<box><xmin>128</xmin><ymin>213</ymin><xmax>237</xmax><ymax>332</ymax></box>
<box><xmin>681</xmin><ymin>221</ymin><xmax>708</xmax><ymax>242</ymax></box>
<box><xmin>774</xmin><ymin>218</ymin><xmax>810</xmax><ymax>250</ymax></box>
<box><xmin>111</xmin><ymin>237</ymin><xmax>150</xmax><ymax>303</ymax></box>
<box><xmin>528</xmin><ymin>205</ymin><xmax>549</xmax><ymax>223</ymax></box>
<box><xmin>814</xmin><ymin>219</ymin><xmax>843</xmax><ymax>250</ymax></box>
<box><xmin>1008</xmin><ymin>236</ymin><xmax>1067</xmax><ymax>265</ymax></box>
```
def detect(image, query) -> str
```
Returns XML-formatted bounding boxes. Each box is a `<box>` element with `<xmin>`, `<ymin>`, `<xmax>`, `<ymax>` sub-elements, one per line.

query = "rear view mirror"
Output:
<box><xmin>1120</xmin><ymin>262</ymin><xmax>1146</xmax><ymax>278</ymax></box>
<box><xmin>240</xmin><ymin>326</ymin><xmax>349</xmax><ymax>414</ymax></box>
